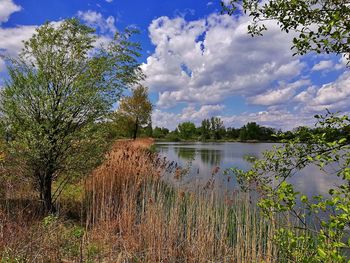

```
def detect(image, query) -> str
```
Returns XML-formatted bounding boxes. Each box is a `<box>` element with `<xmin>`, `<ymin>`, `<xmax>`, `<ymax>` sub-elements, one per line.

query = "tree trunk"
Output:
<box><xmin>133</xmin><ymin>118</ymin><xmax>139</xmax><ymax>140</ymax></box>
<box><xmin>39</xmin><ymin>172</ymin><xmax>55</xmax><ymax>214</ymax></box>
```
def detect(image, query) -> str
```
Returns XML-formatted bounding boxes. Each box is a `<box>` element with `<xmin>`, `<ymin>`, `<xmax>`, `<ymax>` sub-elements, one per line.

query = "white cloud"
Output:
<box><xmin>294</xmin><ymin>86</ymin><xmax>317</xmax><ymax>103</ymax></box>
<box><xmin>77</xmin><ymin>10</ymin><xmax>116</xmax><ymax>34</ymax></box>
<box><xmin>249</xmin><ymin>79</ymin><xmax>311</xmax><ymax>106</ymax></box>
<box><xmin>0</xmin><ymin>25</ymin><xmax>37</xmax><ymax>73</ymax></box>
<box><xmin>0</xmin><ymin>0</ymin><xmax>21</xmax><ymax>24</ymax></box>
<box><xmin>312</xmin><ymin>60</ymin><xmax>334</xmax><ymax>71</ymax></box>
<box><xmin>301</xmin><ymin>71</ymin><xmax>350</xmax><ymax>112</ymax></box>
<box><xmin>221</xmin><ymin>110</ymin><xmax>314</xmax><ymax>131</ymax></box>
<box><xmin>0</xmin><ymin>57</ymin><xmax>6</xmax><ymax>72</ymax></box>
<box><xmin>336</xmin><ymin>55</ymin><xmax>349</xmax><ymax>69</ymax></box>
<box><xmin>0</xmin><ymin>25</ymin><xmax>37</xmax><ymax>56</ymax></box>
<box><xmin>142</xmin><ymin>14</ymin><xmax>304</xmax><ymax>107</ymax></box>
<box><xmin>0</xmin><ymin>11</ymin><xmax>116</xmax><ymax>74</ymax></box>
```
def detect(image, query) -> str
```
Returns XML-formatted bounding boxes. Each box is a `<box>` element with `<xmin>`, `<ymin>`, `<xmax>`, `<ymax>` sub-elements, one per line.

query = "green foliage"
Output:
<box><xmin>177</xmin><ymin>121</ymin><xmax>197</xmax><ymax>140</ymax></box>
<box><xmin>143</xmin><ymin>122</ymin><xmax>153</xmax><ymax>137</ymax></box>
<box><xmin>152</xmin><ymin>126</ymin><xmax>170</xmax><ymax>139</ymax></box>
<box><xmin>222</xmin><ymin>0</ymin><xmax>350</xmax><ymax>63</ymax></box>
<box><xmin>200</xmin><ymin>117</ymin><xmax>226</xmax><ymax>140</ymax></box>
<box><xmin>210</xmin><ymin>117</ymin><xmax>226</xmax><ymax>140</ymax></box>
<box><xmin>117</xmin><ymin>85</ymin><xmax>153</xmax><ymax>139</ymax></box>
<box><xmin>164</xmin><ymin>132</ymin><xmax>180</xmax><ymax>142</ymax></box>
<box><xmin>200</xmin><ymin>119</ymin><xmax>211</xmax><ymax>140</ymax></box>
<box><xmin>231</xmin><ymin>112</ymin><xmax>350</xmax><ymax>262</ymax></box>
<box><xmin>151</xmin><ymin>117</ymin><xmax>278</xmax><ymax>142</ymax></box>
<box><xmin>226</xmin><ymin>127</ymin><xmax>240</xmax><ymax>140</ymax></box>
<box><xmin>240</xmin><ymin>122</ymin><xmax>276</xmax><ymax>141</ymax></box>
<box><xmin>42</xmin><ymin>214</ymin><xmax>59</xmax><ymax>227</ymax></box>
<box><xmin>0</xmin><ymin>18</ymin><xmax>143</xmax><ymax>212</ymax></box>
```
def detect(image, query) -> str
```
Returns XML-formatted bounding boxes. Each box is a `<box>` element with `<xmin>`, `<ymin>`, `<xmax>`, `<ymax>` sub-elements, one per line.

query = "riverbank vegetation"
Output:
<box><xmin>0</xmin><ymin>138</ymin><xmax>279</xmax><ymax>262</ymax></box>
<box><xmin>138</xmin><ymin>118</ymin><xmax>278</xmax><ymax>142</ymax></box>
<box><xmin>0</xmin><ymin>0</ymin><xmax>350</xmax><ymax>261</ymax></box>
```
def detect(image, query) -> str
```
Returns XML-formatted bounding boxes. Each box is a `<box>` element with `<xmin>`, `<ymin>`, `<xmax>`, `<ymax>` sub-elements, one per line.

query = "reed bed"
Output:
<box><xmin>84</xmin><ymin>139</ymin><xmax>278</xmax><ymax>262</ymax></box>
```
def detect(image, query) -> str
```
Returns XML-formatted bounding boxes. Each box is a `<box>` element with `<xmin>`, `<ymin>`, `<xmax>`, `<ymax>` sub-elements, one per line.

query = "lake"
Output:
<box><xmin>156</xmin><ymin>142</ymin><xmax>343</xmax><ymax>197</ymax></box>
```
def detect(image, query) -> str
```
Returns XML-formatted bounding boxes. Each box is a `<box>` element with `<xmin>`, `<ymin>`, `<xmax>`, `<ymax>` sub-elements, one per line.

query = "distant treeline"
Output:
<box><xmin>2</xmin><ymin>115</ymin><xmax>348</xmax><ymax>143</ymax></box>
<box><xmin>139</xmin><ymin>117</ymin><xmax>350</xmax><ymax>142</ymax></box>
<box><xmin>140</xmin><ymin>117</ymin><xmax>277</xmax><ymax>142</ymax></box>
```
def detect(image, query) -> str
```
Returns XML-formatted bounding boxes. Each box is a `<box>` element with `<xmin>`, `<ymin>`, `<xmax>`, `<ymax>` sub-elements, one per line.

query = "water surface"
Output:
<box><xmin>156</xmin><ymin>142</ymin><xmax>343</xmax><ymax>197</ymax></box>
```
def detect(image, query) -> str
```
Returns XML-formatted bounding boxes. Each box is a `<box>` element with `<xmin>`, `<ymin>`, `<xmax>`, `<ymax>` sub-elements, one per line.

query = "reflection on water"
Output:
<box><xmin>156</xmin><ymin>142</ymin><xmax>344</xmax><ymax>197</ymax></box>
<box><xmin>200</xmin><ymin>149</ymin><xmax>221</xmax><ymax>166</ymax></box>
<box><xmin>174</xmin><ymin>147</ymin><xmax>196</xmax><ymax>161</ymax></box>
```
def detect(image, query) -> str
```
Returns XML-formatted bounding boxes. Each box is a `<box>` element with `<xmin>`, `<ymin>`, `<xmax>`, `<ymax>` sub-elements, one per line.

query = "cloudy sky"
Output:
<box><xmin>0</xmin><ymin>0</ymin><xmax>349</xmax><ymax>130</ymax></box>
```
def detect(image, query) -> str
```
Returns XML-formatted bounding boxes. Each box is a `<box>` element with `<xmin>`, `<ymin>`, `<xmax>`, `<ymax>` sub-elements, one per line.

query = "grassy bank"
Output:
<box><xmin>0</xmin><ymin>138</ymin><xmax>278</xmax><ymax>262</ymax></box>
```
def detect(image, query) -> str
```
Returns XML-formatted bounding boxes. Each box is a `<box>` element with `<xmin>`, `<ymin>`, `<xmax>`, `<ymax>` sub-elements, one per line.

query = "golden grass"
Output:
<box><xmin>84</xmin><ymin>139</ymin><xmax>278</xmax><ymax>262</ymax></box>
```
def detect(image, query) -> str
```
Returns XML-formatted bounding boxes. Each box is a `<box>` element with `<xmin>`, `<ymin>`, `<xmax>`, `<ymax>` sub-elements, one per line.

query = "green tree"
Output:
<box><xmin>239</xmin><ymin>122</ymin><xmax>276</xmax><ymax>141</ymax></box>
<box><xmin>210</xmin><ymin>117</ymin><xmax>226</xmax><ymax>140</ymax></box>
<box><xmin>200</xmin><ymin>119</ymin><xmax>211</xmax><ymax>141</ymax></box>
<box><xmin>117</xmin><ymin>86</ymin><xmax>153</xmax><ymax>140</ymax></box>
<box><xmin>177</xmin><ymin>122</ymin><xmax>196</xmax><ymax>140</ymax></box>
<box><xmin>226</xmin><ymin>127</ymin><xmax>240</xmax><ymax>140</ymax></box>
<box><xmin>239</xmin><ymin>122</ymin><xmax>260</xmax><ymax>141</ymax></box>
<box><xmin>152</xmin><ymin>127</ymin><xmax>170</xmax><ymax>138</ymax></box>
<box><xmin>143</xmin><ymin>121</ymin><xmax>153</xmax><ymax>137</ymax></box>
<box><xmin>152</xmin><ymin>127</ymin><xmax>164</xmax><ymax>138</ymax></box>
<box><xmin>222</xmin><ymin>0</ymin><xmax>350</xmax><ymax>63</ymax></box>
<box><xmin>0</xmin><ymin>19</ymin><xmax>143</xmax><ymax>213</ymax></box>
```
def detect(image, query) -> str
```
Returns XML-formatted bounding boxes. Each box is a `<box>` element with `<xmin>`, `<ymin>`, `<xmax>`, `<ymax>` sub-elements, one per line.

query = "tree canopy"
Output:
<box><xmin>0</xmin><ymin>18</ymin><xmax>143</xmax><ymax>212</ymax></box>
<box><xmin>177</xmin><ymin>122</ymin><xmax>197</xmax><ymax>140</ymax></box>
<box><xmin>117</xmin><ymin>85</ymin><xmax>153</xmax><ymax>140</ymax></box>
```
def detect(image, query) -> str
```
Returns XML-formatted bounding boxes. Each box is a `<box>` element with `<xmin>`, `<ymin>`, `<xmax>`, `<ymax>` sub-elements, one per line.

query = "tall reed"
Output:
<box><xmin>84</xmin><ymin>139</ymin><xmax>278</xmax><ymax>262</ymax></box>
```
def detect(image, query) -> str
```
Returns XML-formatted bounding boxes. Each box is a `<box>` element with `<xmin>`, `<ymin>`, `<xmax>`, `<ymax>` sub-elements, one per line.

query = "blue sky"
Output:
<box><xmin>0</xmin><ymin>0</ymin><xmax>349</xmax><ymax>130</ymax></box>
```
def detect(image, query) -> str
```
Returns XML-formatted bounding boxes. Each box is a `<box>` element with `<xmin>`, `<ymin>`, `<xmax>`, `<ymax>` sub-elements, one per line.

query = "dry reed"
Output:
<box><xmin>84</xmin><ymin>139</ymin><xmax>278</xmax><ymax>262</ymax></box>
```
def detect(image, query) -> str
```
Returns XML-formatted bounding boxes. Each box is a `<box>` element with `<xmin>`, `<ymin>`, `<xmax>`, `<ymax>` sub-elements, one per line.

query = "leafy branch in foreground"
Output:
<box><xmin>231</xmin><ymin>112</ymin><xmax>350</xmax><ymax>262</ymax></box>
<box><xmin>222</xmin><ymin>0</ymin><xmax>350</xmax><ymax>64</ymax></box>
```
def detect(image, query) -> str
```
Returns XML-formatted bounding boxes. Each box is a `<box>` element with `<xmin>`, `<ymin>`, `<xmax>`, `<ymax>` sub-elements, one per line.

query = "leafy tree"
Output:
<box><xmin>143</xmin><ymin>121</ymin><xmax>153</xmax><ymax>137</ymax></box>
<box><xmin>177</xmin><ymin>122</ymin><xmax>196</xmax><ymax>140</ymax></box>
<box><xmin>117</xmin><ymin>85</ymin><xmax>153</xmax><ymax>140</ymax></box>
<box><xmin>0</xmin><ymin>19</ymin><xmax>143</xmax><ymax>213</ymax></box>
<box><xmin>152</xmin><ymin>126</ymin><xmax>169</xmax><ymax>138</ymax></box>
<box><xmin>226</xmin><ymin>127</ymin><xmax>240</xmax><ymax>139</ymax></box>
<box><xmin>200</xmin><ymin>119</ymin><xmax>211</xmax><ymax>140</ymax></box>
<box><xmin>210</xmin><ymin>117</ymin><xmax>226</xmax><ymax>140</ymax></box>
<box><xmin>222</xmin><ymin>0</ymin><xmax>350</xmax><ymax>63</ymax></box>
<box><xmin>152</xmin><ymin>127</ymin><xmax>164</xmax><ymax>138</ymax></box>
<box><xmin>239</xmin><ymin>122</ymin><xmax>260</xmax><ymax>141</ymax></box>
<box><xmin>239</xmin><ymin>122</ymin><xmax>275</xmax><ymax>141</ymax></box>
<box><xmin>232</xmin><ymin>113</ymin><xmax>350</xmax><ymax>261</ymax></box>
<box><xmin>259</xmin><ymin>126</ymin><xmax>276</xmax><ymax>141</ymax></box>
<box><xmin>109</xmin><ymin>111</ymin><xmax>134</xmax><ymax>138</ymax></box>
<box><xmin>164</xmin><ymin>132</ymin><xmax>181</xmax><ymax>142</ymax></box>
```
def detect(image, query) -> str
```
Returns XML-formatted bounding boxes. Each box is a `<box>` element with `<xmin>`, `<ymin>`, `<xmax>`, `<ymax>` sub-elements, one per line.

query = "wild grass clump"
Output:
<box><xmin>84</xmin><ymin>138</ymin><xmax>167</xmax><ymax>225</ymax></box>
